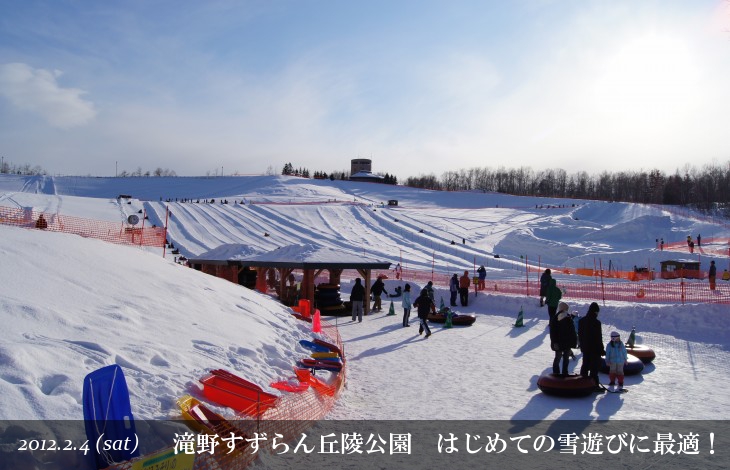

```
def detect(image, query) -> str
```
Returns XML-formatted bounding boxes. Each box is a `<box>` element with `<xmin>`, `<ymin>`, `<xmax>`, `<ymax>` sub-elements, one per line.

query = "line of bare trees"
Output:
<box><xmin>404</xmin><ymin>162</ymin><xmax>730</xmax><ymax>211</ymax></box>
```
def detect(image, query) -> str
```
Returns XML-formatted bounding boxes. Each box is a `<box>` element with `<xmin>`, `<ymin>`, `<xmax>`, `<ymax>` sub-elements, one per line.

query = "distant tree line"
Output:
<box><xmin>404</xmin><ymin>162</ymin><xmax>730</xmax><ymax>211</ymax></box>
<box><xmin>118</xmin><ymin>167</ymin><xmax>177</xmax><ymax>177</ymax></box>
<box><xmin>0</xmin><ymin>161</ymin><xmax>46</xmax><ymax>175</ymax></box>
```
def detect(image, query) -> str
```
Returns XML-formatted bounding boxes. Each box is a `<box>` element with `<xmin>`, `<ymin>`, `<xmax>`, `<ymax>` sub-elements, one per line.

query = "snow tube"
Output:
<box><xmin>625</xmin><ymin>344</ymin><xmax>655</xmax><ymax>364</ymax></box>
<box><xmin>600</xmin><ymin>353</ymin><xmax>644</xmax><ymax>375</ymax></box>
<box><xmin>427</xmin><ymin>312</ymin><xmax>476</xmax><ymax>325</ymax></box>
<box><xmin>537</xmin><ymin>373</ymin><xmax>597</xmax><ymax>397</ymax></box>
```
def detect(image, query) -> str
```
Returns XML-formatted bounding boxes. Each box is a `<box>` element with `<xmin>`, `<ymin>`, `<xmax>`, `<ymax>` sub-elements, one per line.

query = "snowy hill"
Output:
<box><xmin>0</xmin><ymin>174</ymin><xmax>728</xmax><ymax>468</ymax></box>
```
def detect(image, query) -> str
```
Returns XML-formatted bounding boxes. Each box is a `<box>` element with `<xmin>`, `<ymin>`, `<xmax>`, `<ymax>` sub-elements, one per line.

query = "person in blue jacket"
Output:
<box><xmin>605</xmin><ymin>331</ymin><xmax>628</xmax><ymax>389</ymax></box>
<box><xmin>477</xmin><ymin>265</ymin><xmax>487</xmax><ymax>290</ymax></box>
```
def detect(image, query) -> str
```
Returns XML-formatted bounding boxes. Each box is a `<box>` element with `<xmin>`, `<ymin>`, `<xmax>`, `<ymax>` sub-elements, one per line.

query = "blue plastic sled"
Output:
<box><xmin>83</xmin><ymin>364</ymin><xmax>140</xmax><ymax>469</ymax></box>
<box><xmin>299</xmin><ymin>339</ymin><xmax>330</xmax><ymax>353</ymax></box>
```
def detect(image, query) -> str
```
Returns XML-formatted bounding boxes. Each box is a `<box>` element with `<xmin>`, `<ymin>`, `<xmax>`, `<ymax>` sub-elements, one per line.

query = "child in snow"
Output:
<box><xmin>605</xmin><ymin>331</ymin><xmax>628</xmax><ymax>390</ymax></box>
<box><xmin>401</xmin><ymin>284</ymin><xmax>412</xmax><ymax>327</ymax></box>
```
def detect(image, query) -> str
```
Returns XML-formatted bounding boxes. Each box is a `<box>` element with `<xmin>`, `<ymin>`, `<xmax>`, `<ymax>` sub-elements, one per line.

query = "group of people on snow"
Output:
<box><xmin>548</xmin><ymin>298</ymin><xmax>628</xmax><ymax>391</ymax></box>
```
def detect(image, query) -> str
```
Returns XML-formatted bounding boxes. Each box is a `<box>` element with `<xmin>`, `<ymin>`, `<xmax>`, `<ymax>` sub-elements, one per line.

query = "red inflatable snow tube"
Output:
<box><xmin>537</xmin><ymin>373</ymin><xmax>597</xmax><ymax>397</ymax></box>
<box><xmin>625</xmin><ymin>344</ymin><xmax>656</xmax><ymax>364</ymax></box>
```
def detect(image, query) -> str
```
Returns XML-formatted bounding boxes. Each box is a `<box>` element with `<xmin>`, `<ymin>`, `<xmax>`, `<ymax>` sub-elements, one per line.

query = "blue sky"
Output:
<box><xmin>1</xmin><ymin>0</ymin><xmax>728</xmax><ymax>179</ymax></box>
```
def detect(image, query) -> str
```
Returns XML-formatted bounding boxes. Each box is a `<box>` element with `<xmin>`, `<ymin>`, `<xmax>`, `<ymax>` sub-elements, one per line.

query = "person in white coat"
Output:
<box><xmin>401</xmin><ymin>284</ymin><xmax>412</xmax><ymax>327</ymax></box>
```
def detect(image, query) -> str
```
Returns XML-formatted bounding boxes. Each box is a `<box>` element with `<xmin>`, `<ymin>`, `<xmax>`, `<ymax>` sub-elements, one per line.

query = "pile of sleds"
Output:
<box><xmin>81</xmin><ymin>319</ymin><xmax>346</xmax><ymax>470</ymax></box>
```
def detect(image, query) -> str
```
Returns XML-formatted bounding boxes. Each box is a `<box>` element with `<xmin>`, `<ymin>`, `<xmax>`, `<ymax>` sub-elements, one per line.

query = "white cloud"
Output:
<box><xmin>0</xmin><ymin>62</ymin><xmax>97</xmax><ymax>128</ymax></box>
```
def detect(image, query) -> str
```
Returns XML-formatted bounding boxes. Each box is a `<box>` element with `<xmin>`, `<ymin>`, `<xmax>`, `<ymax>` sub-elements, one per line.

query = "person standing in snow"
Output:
<box><xmin>539</xmin><ymin>269</ymin><xmax>552</xmax><ymax>307</ymax></box>
<box><xmin>371</xmin><ymin>276</ymin><xmax>389</xmax><ymax>312</ymax></box>
<box><xmin>350</xmin><ymin>278</ymin><xmax>365</xmax><ymax>323</ymax></box>
<box><xmin>545</xmin><ymin>278</ymin><xmax>562</xmax><ymax>319</ymax></box>
<box><xmin>425</xmin><ymin>281</ymin><xmax>435</xmax><ymax>303</ymax></box>
<box><xmin>477</xmin><ymin>265</ymin><xmax>487</xmax><ymax>290</ymax></box>
<box><xmin>449</xmin><ymin>274</ymin><xmax>459</xmax><ymax>306</ymax></box>
<box><xmin>459</xmin><ymin>270</ymin><xmax>470</xmax><ymax>306</ymax></box>
<box><xmin>401</xmin><ymin>284</ymin><xmax>412</xmax><ymax>327</ymax></box>
<box><xmin>413</xmin><ymin>288</ymin><xmax>435</xmax><ymax>338</ymax></box>
<box><xmin>578</xmin><ymin>302</ymin><xmax>604</xmax><ymax>390</ymax></box>
<box><xmin>708</xmin><ymin>260</ymin><xmax>717</xmax><ymax>291</ymax></box>
<box><xmin>605</xmin><ymin>331</ymin><xmax>628</xmax><ymax>390</ymax></box>
<box><xmin>35</xmin><ymin>214</ymin><xmax>48</xmax><ymax>229</ymax></box>
<box><xmin>550</xmin><ymin>302</ymin><xmax>577</xmax><ymax>376</ymax></box>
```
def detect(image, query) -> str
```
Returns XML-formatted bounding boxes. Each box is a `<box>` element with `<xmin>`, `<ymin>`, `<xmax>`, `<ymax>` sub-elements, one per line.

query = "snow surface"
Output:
<box><xmin>1</xmin><ymin>174</ymin><xmax>729</xmax><ymax>429</ymax></box>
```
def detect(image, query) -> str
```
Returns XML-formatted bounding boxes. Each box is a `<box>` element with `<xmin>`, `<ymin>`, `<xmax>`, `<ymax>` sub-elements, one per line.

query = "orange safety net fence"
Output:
<box><xmin>346</xmin><ymin>266</ymin><xmax>730</xmax><ymax>305</ymax></box>
<box><xmin>0</xmin><ymin>206</ymin><xmax>166</xmax><ymax>248</ymax></box>
<box><xmin>105</xmin><ymin>319</ymin><xmax>345</xmax><ymax>470</ymax></box>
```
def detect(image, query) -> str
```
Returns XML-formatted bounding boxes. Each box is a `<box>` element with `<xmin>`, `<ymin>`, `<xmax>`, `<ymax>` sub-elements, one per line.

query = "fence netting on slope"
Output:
<box><xmin>105</xmin><ymin>319</ymin><xmax>345</xmax><ymax>470</ymax></box>
<box><xmin>333</xmin><ymin>266</ymin><xmax>730</xmax><ymax>305</ymax></box>
<box><xmin>0</xmin><ymin>206</ymin><xmax>166</xmax><ymax>248</ymax></box>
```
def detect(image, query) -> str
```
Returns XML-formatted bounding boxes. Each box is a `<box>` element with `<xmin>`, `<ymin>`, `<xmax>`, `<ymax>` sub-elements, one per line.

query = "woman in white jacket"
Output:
<box><xmin>401</xmin><ymin>284</ymin><xmax>412</xmax><ymax>327</ymax></box>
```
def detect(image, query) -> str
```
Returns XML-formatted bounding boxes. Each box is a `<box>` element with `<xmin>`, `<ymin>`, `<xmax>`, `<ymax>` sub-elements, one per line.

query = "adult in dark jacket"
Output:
<box><xmin>709</xmin><ymin>260</ymin><xmax>717</xmax><ymax>291</ymax></box>
<box><xmin>413</xmin><ymin>288</ymin><xmax>435</xmax><ymax>338</ymax></box>
<box><xmin>539</xmin><ymin>269</ymin><xmax>552</xmax><ymax>306</ymax></box>
<box><xmin>545</xmin><ymin>278</ymin><xmax>562</xmax><ymax>319</ymax></box>
<box><xmin>550</xmin><ymin>302</ymin><xmax>577</xmax><ymax>376</ymax></box>
<box><xmin>449</xmin><ymin>274</ymin><xmax>459</xmax><ymax>306</ymax></box>
<box><xmin>578</xmin><ymin>302</ymin><xmax>604</xmax><ymax>388</ymax></box>
<box><xmin>350</xmin><ymin>278</ymin><xmax>365</xmax><ymax>323</ymax></box>
<box><xmin>371</xmin><ymin>277</ymin><xmax>389</xmax><ymax>312</ymax></box>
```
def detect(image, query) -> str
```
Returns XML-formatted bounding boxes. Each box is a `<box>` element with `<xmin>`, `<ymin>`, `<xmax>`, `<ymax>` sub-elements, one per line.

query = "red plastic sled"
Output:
<box><xmin>313</xmin><ymin>338</ymin><xmax>343</xmax><ymax>357</ymax></box>
<box><xmin>270</xmin><ymin>378</ymin><xmax>310</xmax><ymax>393</ymax></box>
<box><xmin>200</xmin><ymin>370</ymin><xmax>278</xmax><ymax>416</ymax></box>
<box><xmin>294</xmin><ymin>368</ymin><xmax>336</xmax><ymax>397</ymax></box>
<box><xmin>297</xmin><ymin>358</ymin><xmax>342</xmax><ymax>372</ymax></box>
